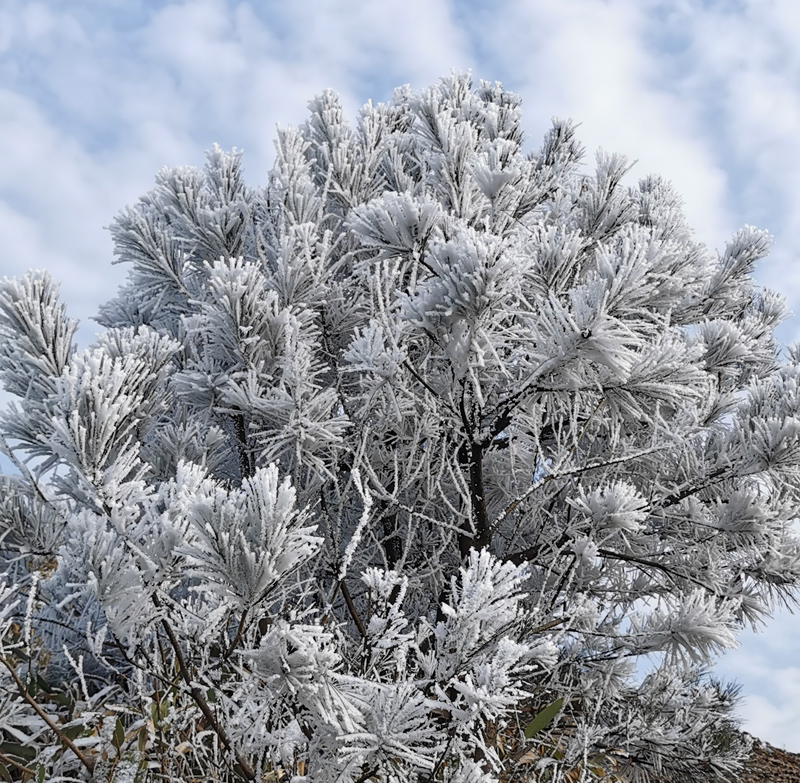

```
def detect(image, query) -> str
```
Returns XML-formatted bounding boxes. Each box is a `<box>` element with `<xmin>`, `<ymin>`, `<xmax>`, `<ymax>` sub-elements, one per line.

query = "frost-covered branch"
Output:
<box><xmin>0</xmin><ymin>74</ymin><xmax>796</xmax><ymax>783</ymax></box>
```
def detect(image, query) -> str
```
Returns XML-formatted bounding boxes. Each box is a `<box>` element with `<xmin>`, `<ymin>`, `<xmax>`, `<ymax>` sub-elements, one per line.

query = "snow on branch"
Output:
<box><xmin>0</xmin><ymin>73</ymin><xmax>795</xmax><ymax>783</ymax></box>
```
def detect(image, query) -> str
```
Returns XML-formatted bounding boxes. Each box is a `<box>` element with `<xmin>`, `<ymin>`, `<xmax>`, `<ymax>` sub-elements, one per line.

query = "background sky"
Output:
<box><xmin>2</xmin><ymin>0</ymin><xmax>800</xmax><ymax>751</ymax></box>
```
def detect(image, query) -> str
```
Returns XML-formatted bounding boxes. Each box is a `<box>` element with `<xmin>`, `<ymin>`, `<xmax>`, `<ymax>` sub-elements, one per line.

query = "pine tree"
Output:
<box><xmin>1</xmin><ymin>73</ymin><xmax>798</xmax><ymax>783</ymax></box>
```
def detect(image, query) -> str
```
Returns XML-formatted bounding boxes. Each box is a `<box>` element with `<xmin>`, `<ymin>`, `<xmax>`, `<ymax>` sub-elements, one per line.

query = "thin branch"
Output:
<box><xmin>596</xmin><ymin>549</ymin><xmax>712</xmax><ymax>592</ymax></box>
<box><xmin>1</xmin><ymin>656</ymin><xmax>95</xmax><ymax>774</ymax></box>
<box><xmin>490</xmin><ymin>444</ymin><xmax>669</xmax><ymax>539</ymax></box>
<box><xmin>660</xmin><ymin>466</ymin><xmax>729</xmax><ymax>508</ymax></box>
<box><xmin>493</xmin><ymin>355</ymin><xmax>563</xmax><ymax>421</ymax></box>
<box><xmin>152</xmin><ymin>597</ymin><xmax>256</xmax><ymax>781</ymax></box>
<box><xmin>0</xmin><ymin>432</ymin><xmax>64</xmax><ymax>521</ymax></box>
<box><xmin>527</xmin><ymin>616</ymin><xmax>571</xmax><ymax>636</ymax></box>
<box><xmin>353</xmin><ymin>766</ymin><xmax>380</xmax><ymax>783</ymax></box>
<box><xmin>340</xmin><ymin>580</ymin><xmax>367</xmax><ymax>638</ymax></box>
<box><xmin>0</xmin><ymin>750</ymin><xmax>34</xmax><ymax>776</ymax></box>
<box><xmin>424</xmin><ymin>733</ymin><xmax>455</xmax><ymax>783</ymax></box>
<box><xmin>223</xmin><ymin>608</ymin><xmax>249</xmax><ymax>661</ymax></box>
<box><xmin>402</xmin><ymin>358</ymin><xmax>449</xmax><ymax>406</ymax></box>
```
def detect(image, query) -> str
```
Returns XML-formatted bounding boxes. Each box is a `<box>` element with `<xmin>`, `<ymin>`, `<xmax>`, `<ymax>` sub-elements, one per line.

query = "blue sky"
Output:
<box><xmin>2</xmin><ymin>0</ymin><xmax>800</xmax><ymax>750</ymax></box>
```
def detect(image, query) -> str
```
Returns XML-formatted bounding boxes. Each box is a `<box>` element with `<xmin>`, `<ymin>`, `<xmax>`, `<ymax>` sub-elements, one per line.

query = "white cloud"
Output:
<box><xmin>0</xmin><ymin>88</ymin><xmax>126</xmax><ymax>344</ymax></box>
<box><xmin>460</xmin><ymin>0</ymin><xmax>735</xmax><ymax>251</ymax></box>
<box><xmin>716</xmin><ymin>605</ymin><xmax>800</xmax><ymax>750</ymax></box>
<box><xmin>655</xmin><ymin>0</ymin><xmax>800</xmax><ymax>340</ymax></box>
<box><xmin>0</xmin><ymin>0</ymin><xmax>473</xmax><ymax>346</ymax></box>
<box><xmin>140</xmin><ymin>0</ymin><xmax>471</xmax><ymax>175</ymax></box>
<box><xmin>454</xmin><ymin>0</ymin><xmax>800</xmax><ymax>347</ymax></box>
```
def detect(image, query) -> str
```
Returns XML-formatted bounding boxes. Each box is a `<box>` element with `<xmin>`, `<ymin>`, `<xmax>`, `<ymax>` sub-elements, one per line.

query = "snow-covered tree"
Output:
<box><xmin>1</xmin><ymin>73</ymin><xmax>798</xmax><ymax>782</ymax></box>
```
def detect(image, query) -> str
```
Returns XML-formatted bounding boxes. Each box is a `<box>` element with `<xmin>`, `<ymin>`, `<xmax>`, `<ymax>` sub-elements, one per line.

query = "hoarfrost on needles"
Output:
<box><xmin>0</xmin><ymin>73</ymin><xmax>795</xmax><ymax>782</ymax></box>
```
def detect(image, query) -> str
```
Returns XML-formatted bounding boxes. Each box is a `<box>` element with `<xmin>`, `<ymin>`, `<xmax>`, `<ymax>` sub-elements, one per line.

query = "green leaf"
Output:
<box><xmin>48</xmin><ymin>692</ymin><xmax>72</xmax><ymax>707</ymax></box>
<box><xmin>523</xmin><ymin>698</ymin><xmax>564</xmax><ymax>739</ymax></box>
<box><xmin>62</xmin><ymin>724</ymin><xmax>84</xmax><ymax>741</ymax></box>
<box><xmin>35</xmin><ymin>675</ymin><xmax>52</xmax><ymax>694</ymax></box>
<box><xmin>0</xmin><ymin>762</ymin><xmax>12</xmax><ymax>783</ymax></box>
<box><xmin>0</xmin><ymin>741</ymin><xmax>37</xmax><ymax>761</ymax></box>
<box><xmin>137</xmin><ymin>725</ymin><xmax>148</xmax><ymax>753</ymax></box>
<box><xmin>35</xmin><ymin>764</ymin><xmax>45</xmax><ymax>783</ymax></box>
<box><xmin>113</xmin><ymin>717</ymin><xmax>125</xmax><ymax>751</ymax></box>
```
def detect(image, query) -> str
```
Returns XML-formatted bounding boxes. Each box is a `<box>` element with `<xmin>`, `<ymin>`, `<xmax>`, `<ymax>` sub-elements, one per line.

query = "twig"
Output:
<box><xmin>1</xmin><ymin>656</ymin><xmax>96</xmax><ymax>774</ymax></box>
<box><xmin>152</xmin><ymin>597</ymin><xmax>256</xmax><ymax>781</ymax></box>
<box><xmin>0</xmin><ymin>433</ymin><xmax>64</xmax><ymax>522</ymax></box>
<box><xmin>402</xmin><ymin>359</ymin><xmax>449</xmax><ymax>406</ymax></box>
<box><xmin>490</xmin><ymin>444</ymin><xmax>668</xmax><ymax>538</ymax></box>
<box><xmin>353</xmin><ymin>765</ymin><xmax>380</xmax><ymax>783</ymax></box>
<box><xmin>0</xmin><ymin>750</ymin><xmax>34</xmax><ymax>776</ymax></box>
<box><xmin>223</xmin><ymin>608</ymin><xmax>249</xmax><ymax>660</ymax></box>
<box><xmin>340</xmin><ymin>580</ymin><xmax>367</xmax><ymax>638</ymax></box>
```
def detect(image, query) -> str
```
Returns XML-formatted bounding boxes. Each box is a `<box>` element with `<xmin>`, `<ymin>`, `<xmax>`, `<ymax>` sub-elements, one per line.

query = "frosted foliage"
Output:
<box><xmin>181</xmin><ymin>463</ymin><xmax>323</xmax><ymax>609</ymax></box>
<box><xmin>0</xmin><ymin>74</ymin><xmax>794</xmax><ymax>782</ymax></box>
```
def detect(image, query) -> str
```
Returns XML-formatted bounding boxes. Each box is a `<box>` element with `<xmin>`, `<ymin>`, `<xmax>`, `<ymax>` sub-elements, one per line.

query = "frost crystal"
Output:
<box><xmin>0</xmin><ymin>74</ymin><xmax>795</xmax><ymax>783</ymax></box>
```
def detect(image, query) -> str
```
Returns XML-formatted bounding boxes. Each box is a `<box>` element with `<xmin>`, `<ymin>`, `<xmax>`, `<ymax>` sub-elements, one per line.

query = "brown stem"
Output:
<box><xmin>1</xmin><ymin>657</ymin><xmax>95</xmax><ymax>774</ymax></box>
<box><xmin>223</xmin><ymin>608</ymin><xmax>249</xmax><ymax>660</ymax></box>
<box><xmin>341</xmin><ymin>580</ymin><xmax>367</xmax><ymax>638</ymax></box>
<box><xmin>457</xmin><ymin>382</ymin><xmax>490</xmax><ymax>557</ymax></box>
<box><xmin>382</xmin><ymin>511</ymin><xmax>403</xmax><ymax>571</ymax></box>
<box><xmin>353</xmin><ymin>765</ymin><xmax>380</xmax><ymax>783</ymax></box>
<box><xmin>0</xmin><ymin>750</ymin><xmax>34</xmax><ymax>776</ymax></box>
<box><xmin>152</xmin><ymin>597</ymin><xmax>256</xmax><ymax>781</ymax></box>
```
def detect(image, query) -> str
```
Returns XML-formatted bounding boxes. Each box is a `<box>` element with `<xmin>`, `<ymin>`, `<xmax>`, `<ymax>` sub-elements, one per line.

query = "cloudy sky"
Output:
<box><xmin>2</xmin><ymin>0</ymin><xmax>800</xmax><ymax>751</ymax></box>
